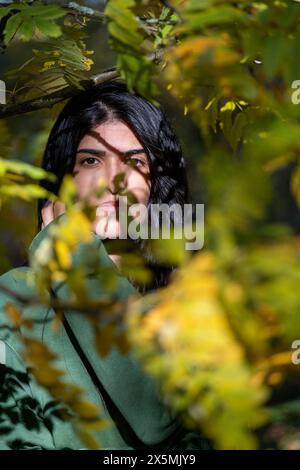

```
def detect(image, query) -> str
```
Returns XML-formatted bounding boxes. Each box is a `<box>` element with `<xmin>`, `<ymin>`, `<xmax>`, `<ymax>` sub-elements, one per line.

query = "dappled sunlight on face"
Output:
<box><xmin>72</xmin><ymin>120</ymin><xmax>151</xmax><ymax>238</ymax></box>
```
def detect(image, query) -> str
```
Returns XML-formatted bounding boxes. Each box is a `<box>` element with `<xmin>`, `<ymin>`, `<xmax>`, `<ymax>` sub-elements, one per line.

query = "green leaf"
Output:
<box><xmin>220</xmin><ymin>101</ymin><xmax>236</xmax><ymax>112</ymax></box>
<box><xmin>262</xmin><ymin>33</ymin><xmax>286</xmax><ymax>78</ymax></box>
<box><xmin>149</xmin><ymin>236</ymin><xmax>188</xmax><ymax>266</ymax></box>
<box><xmin>0</xmin><ymin>184</ymin><xmax>50</xmax><ymax>201</ymax></box>
<box><xmin>35</xmin><ymin>18</ymin><xmax>62</xmax><ymax>38</ymax></box>
<box><xmin>29</xmin><ymin>5</ymin><xmax>66</xmax><ymax>21</ymax></box>
<box><xmin>17</xmin><ymin>16</ymin><xmax>35</xmax><ymax>42</ymax></box>
<box><xmin>104</xmin><ymin>0</ymin><xmax>159</xmax><ymax>102</ymax></box>
<box><xmin>59</xmin><ymin>175</ymin><xmax>77</xmax><ymax>209</ymax></box>
<box><xmin>230</xmin><ymin>112</ymin><xmax>247</xmax><ymax>152</ymax></box>
<box><xmin>0</xmin><ymin>158</ymin><xmax>57</xmax><ymax>182</ymax></box>
<box><xmin>3</xmin><ymin>13</ymin><xmax>23</xmax><ymax>45</ymax></box>
<box><xmin>219</xmin><ymin>109</ymin><xmax>233</xmax><ymax>147</ymax></box>
<box><xmin>184</xmin><ymin>6</ymin><xmax>247</xmax><ymax>31</ymax></box>
<box><xmin>205</xmin><ymin>96</ymin><xmax>219</xmax><ymax>133</ymax></box>
<box><xmin>0</xmin><ymin>6</ymin><xmax>11</xmax><ymax>20</ymax></box>
<box><xmin>107</xmin><ymin>22</ymin><xmax>141</xmax><ymax>54</ymax></box>
<box><xmin>1</xmin><ymin>3</ymin><xmax>65</xmax><ymax>45</ymax></box>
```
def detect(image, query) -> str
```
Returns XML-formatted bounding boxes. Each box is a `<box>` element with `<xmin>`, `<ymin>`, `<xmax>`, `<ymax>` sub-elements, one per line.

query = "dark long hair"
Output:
<box><xmin>37</xmin><ymin>79</ymin><xmax>191</xmax><ymax>293</ymax></box>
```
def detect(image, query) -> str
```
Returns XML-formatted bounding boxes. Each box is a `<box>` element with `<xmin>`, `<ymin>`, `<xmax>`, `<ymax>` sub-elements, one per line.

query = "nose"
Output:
<box><xmin>103</xmin><ymin>155</ymin><xmax>127</xmax><ymax>194</ymax></box>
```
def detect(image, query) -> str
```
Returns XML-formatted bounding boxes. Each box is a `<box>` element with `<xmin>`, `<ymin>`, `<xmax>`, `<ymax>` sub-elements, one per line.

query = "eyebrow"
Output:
<box><xmin>76</xmin><ymin>148</ymin><xmax>147</xmax><ymax>158</ymax></box>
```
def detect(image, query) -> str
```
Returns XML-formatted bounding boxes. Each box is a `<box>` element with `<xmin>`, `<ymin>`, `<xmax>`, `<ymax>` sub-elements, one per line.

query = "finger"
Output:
<box><xmin>41</xmin><ymin>201</ymin><xmax>55</xmax><ymax>229</ymax></box>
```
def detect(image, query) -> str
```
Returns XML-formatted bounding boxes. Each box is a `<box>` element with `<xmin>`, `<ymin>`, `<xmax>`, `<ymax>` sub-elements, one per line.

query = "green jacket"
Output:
<box><xmin>0</xmin><ymin>215</ymin><xmax>210</xmax><ymax>450</ymax></box>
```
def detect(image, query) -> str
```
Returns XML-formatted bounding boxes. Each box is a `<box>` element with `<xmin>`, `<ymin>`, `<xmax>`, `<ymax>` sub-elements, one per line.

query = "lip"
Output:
<box><xmin>100</xmin><ymin>200</ymin><xmax>119</xmax><ymax>207</ymax></box>
<box><xmin>96</xmin><ymin>200</ymin><xmax>119</xmax><ymax>216</ymax></box>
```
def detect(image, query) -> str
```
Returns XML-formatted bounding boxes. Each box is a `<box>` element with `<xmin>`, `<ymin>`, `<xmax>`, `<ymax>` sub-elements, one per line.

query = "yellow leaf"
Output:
<box><xmin>23</xmin><ymin>338</ymin><xmax>56</xmax><ymax>360</ymax></box>
<box><xmin>34</xmin><ymin>368</ymin><xmax>64</xmax><ymax>386</ymax></box>
<box><xmin>77</xmin><ymin>429</ymin><xmax>100</xmax><ymax>450</ymax></box>
<box><xmin>55</xmin><ymin>239</ymin><xmax>72</xmax><ymax>269</ymax></box>
<box><xmin>114</xmin><ymin>333</ymin><xmax>131</xmax><ymax>355</ymax></box>
<box><xmin>95</xmin><ymin>324</ymin><xmax>115</xmax><ymax>357</ymax></box>
<box><xmin>4</xmin><ymin>302</ymin><xmax>23</xmax><ymax>327</ymax></box>
<box><xmin>80</xmin><ymin>418</ymin><xmax>111</xmax><ymax>431</ymax></box>
<box><xmin>220</xmin><ymin>101</ymin><xmax>236</xmax><ymax>112</ymax></box>
<box><xmin>72</xmin><ymin>400</ymin><xmax>100</xmax><ymax>420</ymax></box>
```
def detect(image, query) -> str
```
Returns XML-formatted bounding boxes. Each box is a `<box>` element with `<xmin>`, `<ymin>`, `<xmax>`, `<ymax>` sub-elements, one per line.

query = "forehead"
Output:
<box><xmin>78</xmin><ymin>120</ymin><xmax>142</xmax><ymax>151</ymax></box>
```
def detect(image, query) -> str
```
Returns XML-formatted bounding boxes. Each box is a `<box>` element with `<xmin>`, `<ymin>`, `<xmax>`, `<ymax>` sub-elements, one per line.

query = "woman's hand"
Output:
<box><xmin>41</xmin><ymin>200</ymin><xmax>107</xmax><ymax>235</ymax></box>
<box><xmin>41</xmin><ymin>200</ymin><xmax>66</xmax><ymax>230</ymax></box>
<box><xmin>41</xmin><ymin>199</ymin><xmax>122</xmax><ymax>268</ymax></box>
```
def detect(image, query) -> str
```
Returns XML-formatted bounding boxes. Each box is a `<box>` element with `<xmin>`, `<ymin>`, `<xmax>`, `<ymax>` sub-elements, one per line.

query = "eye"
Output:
<box><xmin>126</xmin><ymin>157</ymin><xmax>146</xmax><ymax>168</ymax></box>
<box><xmin>79</xmin><ymin>157</ymin><xmax>101</xmax><ymax>166</ymax></box>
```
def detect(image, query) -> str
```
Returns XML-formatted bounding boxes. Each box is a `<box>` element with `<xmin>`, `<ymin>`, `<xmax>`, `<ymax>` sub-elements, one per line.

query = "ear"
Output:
<box><xmin>41</xmin><ymin>200</ymin><xmax>54</xmax><ymax>229</ymax></box>
<box><xmin>52</xmin><ymin>200</ymin><xmax>66</xmax><ymax>218</ymax></box>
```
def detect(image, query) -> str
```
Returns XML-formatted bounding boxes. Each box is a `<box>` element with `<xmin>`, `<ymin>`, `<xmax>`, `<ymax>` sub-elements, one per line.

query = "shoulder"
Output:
<box><xmin>0</xmin><ymin>266</ymin><xmax>33</xmax><ymax>306</ymax></box>
<box><xmin>0</xmin><ymin>266</ymin><xmax>34</xmax><ymax>338</ymax></box>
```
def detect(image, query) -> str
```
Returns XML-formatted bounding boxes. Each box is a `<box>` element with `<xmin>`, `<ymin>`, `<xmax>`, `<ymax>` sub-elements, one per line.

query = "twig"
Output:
<box><xmin>62</xmin><ymin>2</ymin><xmax>104</xmax><ymax>20</ymax></box>
<box><xmin>63</xmin><ymin>2</ymin><xmax>178</xmax><ymax>25</ymax></box>
<box><xmin>0</xmin><ymin>47</ymin><xmax>165</xmax><ymax>119</ymax></box>
<box><xmin>0</xmin><ymin>69</ymin><xmax>119</xmax><ymax>119</ymax></box>
<box><xmin>139</xmin><ymin>17</ymin><xmax>177</xmax><ymax>25</ymax></box>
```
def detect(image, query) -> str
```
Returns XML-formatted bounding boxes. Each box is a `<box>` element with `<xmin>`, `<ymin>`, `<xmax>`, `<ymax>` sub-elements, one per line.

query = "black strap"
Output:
<box><xmin>49</xmin><ymin>287</ymin><xmax>186</xmax><ymax>450</ymax></box>
<box><xmin>49</xmin><ymin>287</ymin><xmax>152</xmax><ymax>449</ymax></box>
<box><xmin>63</xmin><ymin>313</ymin><xmax>151</xmax><ymax>448</ymax></box>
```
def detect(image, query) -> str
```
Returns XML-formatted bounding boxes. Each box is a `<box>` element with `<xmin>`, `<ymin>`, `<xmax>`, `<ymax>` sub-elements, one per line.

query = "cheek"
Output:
<box><xmin>126</xmin><ymin>172</ymin><xmax>151</xmax><ymax>205</ymax></box>
<box><xmin>73</xmin><ymin>170</ymin><xmax>103</xmax><ymax>200</ymax></box>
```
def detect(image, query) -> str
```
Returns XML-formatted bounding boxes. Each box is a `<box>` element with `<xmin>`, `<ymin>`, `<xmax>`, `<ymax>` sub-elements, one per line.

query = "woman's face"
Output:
<box><xmin>72</xmin><ymin>119</ymin><xmax>151</xmax><ymax>238</ymax></box>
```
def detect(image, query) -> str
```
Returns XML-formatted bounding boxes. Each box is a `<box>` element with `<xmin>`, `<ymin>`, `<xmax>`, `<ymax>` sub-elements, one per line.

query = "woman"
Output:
<box><xmin>38</xmin><ymin>78</ymin><xmax>192</xmax><ymax>293</ymax></box>
<box><xmin>0</xmin><ymin>79</ymin><xmax>210</xmax><ymax>450</ymax></box>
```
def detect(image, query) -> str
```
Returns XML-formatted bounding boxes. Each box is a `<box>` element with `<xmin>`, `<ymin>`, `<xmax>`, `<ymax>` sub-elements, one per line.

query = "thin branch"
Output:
<box><xmin>62</xmin><ymin>2</ymin><xmax>178</xmax><ymax>25</ymax></box>
<box><xmin>139</xmin><ymin>17</ymin><xmax>177</xmax><ymax>25</ymax></box>
<box><xmin>0</xmin><ymin>46</ymin><xmax>165</xmax><ymax>119</ymax></box>
<box><xmin>0</xmin><ymin>1</ymin><xmax>174</xmax><ymax>119</ymax></box>
<box><xmin>0</xmin><ymin>69</ymin><xmax>119</xmax><ymax>119</ymax></box>
<box><xmin>62</xmin><ymin>2</ymin><xmax>104</xmax><ymax>20</ymax></box>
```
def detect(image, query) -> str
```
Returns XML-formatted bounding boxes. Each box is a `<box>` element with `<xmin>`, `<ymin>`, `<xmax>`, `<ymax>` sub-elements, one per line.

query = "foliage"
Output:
<box><xmin>104</xmin><ymin>0</ymin><xmax>160</xmax><ymax>101</ymax></box>
<box><xmin>0</xmin><ymin>0</ymin><xmax>299</xmax><ymax>450</ymax></box>
<box><xmin>0</xmin><ymin>156</ymin><xmax>56</xmax><ymax>206</ymax></box>
<box><xmin>3</xmin><ymin>301</ymin><xmax>109</xmax><ymax>449</ymax></box>
<box><xmin>0</xmin><ymin>2</ymin><xmax>65</xmax><ymax>47</ymax></box>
